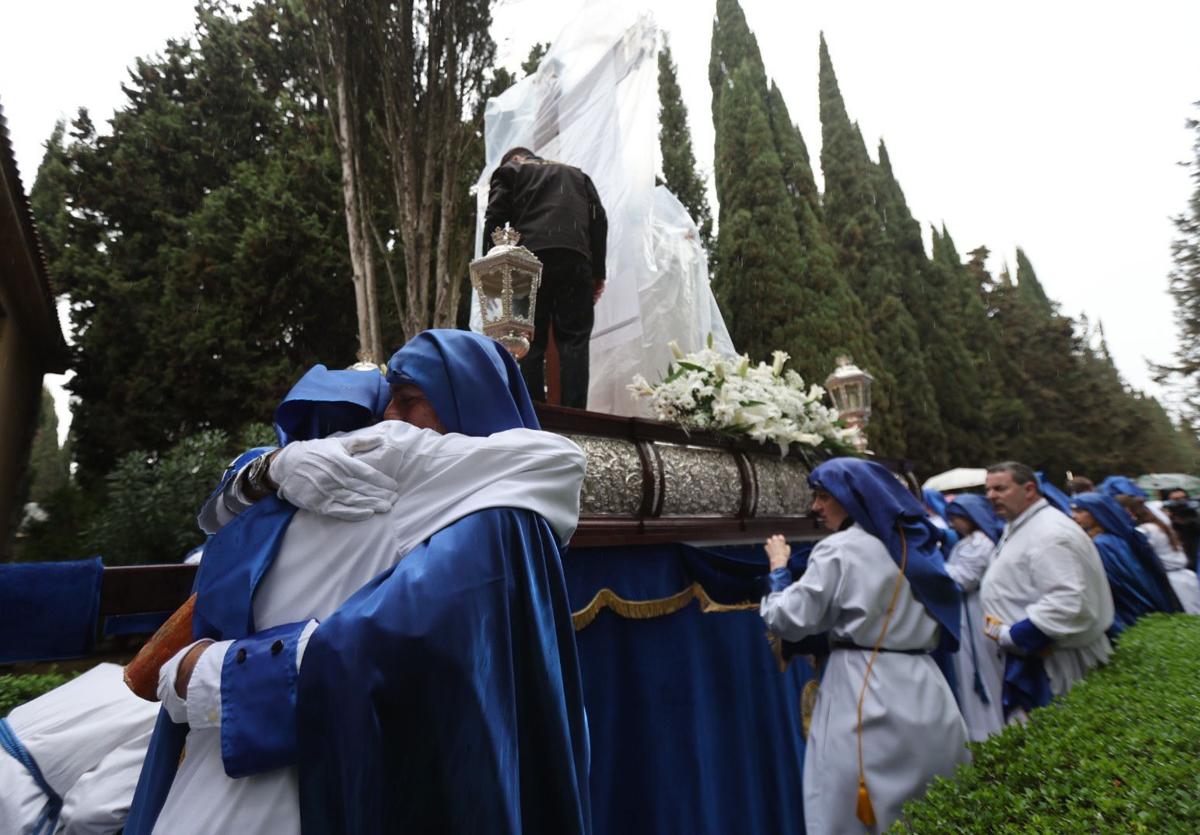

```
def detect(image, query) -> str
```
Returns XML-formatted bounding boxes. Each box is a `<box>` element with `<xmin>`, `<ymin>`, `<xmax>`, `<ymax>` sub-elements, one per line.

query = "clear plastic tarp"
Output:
<box><xmin>472</xmin><ymin>0</ymin><xmax>735</xmax><ymax>416</ymax></box>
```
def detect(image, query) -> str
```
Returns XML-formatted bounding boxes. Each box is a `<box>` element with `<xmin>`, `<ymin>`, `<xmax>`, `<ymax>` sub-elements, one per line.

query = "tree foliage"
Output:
<box><xmin>818</xmin><ymin>35</ymin><xmax>946</xmax><ymax>464</ymax></box>
<box><xmin>1161</xmin><ymin>106</ymin><xmax>1200</xmax><ymax>416</ymax></box>
<box><xmin>26</xmin><ymin>388</ymin><xmax>69</xmax><ymax>505</ymax></box>
<box><xmin>709</xmin><ymin>0</ymin><xmax>879</xmax><ymax>395</ymax></box>
<box><xmin>305</xmin><ymin>0</ymin><xmax>498</xmax><ymax>347</ymax></box>
<box><xmin>32</xmin><ymin>1</ymin><xmax>358</xmax><ymax>478</ymax></box>
<box><xmin>658</xmin><ymin>37</ymin><xmax>713</xmax><ymax>255</ymax></box>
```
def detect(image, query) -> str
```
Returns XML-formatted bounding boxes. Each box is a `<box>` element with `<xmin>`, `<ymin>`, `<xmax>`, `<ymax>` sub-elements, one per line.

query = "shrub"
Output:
<box><xmin>0</xmin><ymin>671</ymin><xmax>73</xmax><ymax>715</ymax></box>
<box><xmin>19</xmin><ymin>422</ymin><xmax>275</xmax><ymax>565</ymax></box>
<box><xmin>894</xmin><ymin>614</ymin><xmax>1200</xmax><ymax>832</ymax></box>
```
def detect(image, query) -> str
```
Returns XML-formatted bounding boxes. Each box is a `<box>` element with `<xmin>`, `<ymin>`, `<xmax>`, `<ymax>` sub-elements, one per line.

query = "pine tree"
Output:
<box><xmin>818</xmin><ymin>34</ymin><xmax>946</xmax><ymax>464</ymax></box>
<box><xmin>658</xmin><ymin>37</ymin><xmax>713</xmax><ymax>254</ymax></box>
<box><xmin>708</xmin><ymin>0</ymin><xmax>880</xmax><ymax>393</ymax></box>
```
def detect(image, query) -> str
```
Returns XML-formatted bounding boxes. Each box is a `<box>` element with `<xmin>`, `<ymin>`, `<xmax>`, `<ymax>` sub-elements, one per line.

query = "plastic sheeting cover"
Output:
<box><xmin>472</xmin><ymin>1</ymin><xmax>735</xmax><ymax>415</ymax></box>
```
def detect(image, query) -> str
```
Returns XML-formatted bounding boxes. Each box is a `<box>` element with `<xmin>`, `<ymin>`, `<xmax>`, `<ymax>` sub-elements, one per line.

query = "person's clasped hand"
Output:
<box><xmin>269</xmin><ymin>435</ymin><xmax>400</xmax><ymax>520</ymax></box>
<box><xmin>983</xmin><ymin>615</ymin><xmax>1019</xmax><ymax>653</ymax></box>
<box><xmin>765</xmin><ymin>533</ymin><xmax>791</xmax><ymax>571</ymax></box>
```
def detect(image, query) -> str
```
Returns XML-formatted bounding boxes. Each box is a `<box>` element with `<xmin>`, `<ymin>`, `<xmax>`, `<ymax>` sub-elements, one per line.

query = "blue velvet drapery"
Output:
<box><xmin>565</xmin><ymin>541</ymin><xmax>817</xmax><ymax>835</ymax></box>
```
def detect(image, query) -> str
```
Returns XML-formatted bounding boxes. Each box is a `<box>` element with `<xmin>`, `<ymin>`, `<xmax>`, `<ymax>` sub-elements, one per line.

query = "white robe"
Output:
<box><xmin>0</xmin><ymin>664</ymin><xmax>159</xmax><ymax>835</ymax></box>
<box><xmin>944</xmin><ymin>531</ymin><xmax>1005</xmax><ymax>742</ymax></box>
<box><xmin>1139</xmin><ymin>523</ymin><xmax>1200</xmax><ymax>614</ymax></box>
<box><xmin>761</xmin><ymin>524</ymin><xmax>969</xmax><ymax>835</ymax></box>
<box><xmin>153</xmin><ymin>422</ymin><xmax>586</xmax><ymax>835</ymax></box>
<box><xmin>980</xmin><ymin>499</ymin><xmax>1114</xmax><ymax>704</ymax></box>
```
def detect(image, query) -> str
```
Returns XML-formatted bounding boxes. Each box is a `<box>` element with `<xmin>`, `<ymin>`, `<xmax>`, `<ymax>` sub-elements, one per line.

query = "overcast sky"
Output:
<box><xmin>4</xmin><ymin>0</ymin><xmax>1198</xmax><ymax>439</ymax></box>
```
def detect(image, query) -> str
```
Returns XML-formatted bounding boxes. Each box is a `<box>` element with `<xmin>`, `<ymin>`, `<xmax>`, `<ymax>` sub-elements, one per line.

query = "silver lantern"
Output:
<box><xmin>469</xmin><ymin>225</ymin><xmax>542</xmax><ymax>359</ymax></box>
<box><xmin>825</xmin><ymin>355</ymin><xmax>874</xmax><ymax>453</ymax></box>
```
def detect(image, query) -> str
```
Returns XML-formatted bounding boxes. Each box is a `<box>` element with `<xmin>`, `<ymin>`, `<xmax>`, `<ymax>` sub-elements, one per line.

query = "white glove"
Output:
<box><xmin>984</xmin><ymin>616</ymin><xmax>1019</xmax><ymax>653</ymax></box>
<box><xmin>269</xmin><ymin>434</ymin><xmax>400</xmax><ymax>520</ymax></box>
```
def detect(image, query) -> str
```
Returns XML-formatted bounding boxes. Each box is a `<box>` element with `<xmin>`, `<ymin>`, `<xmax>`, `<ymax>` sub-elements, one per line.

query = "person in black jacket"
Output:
<box><xmin>483</xmin><ymin>146</ymin><xmax>607</xmax><ymax>409</ymax></box>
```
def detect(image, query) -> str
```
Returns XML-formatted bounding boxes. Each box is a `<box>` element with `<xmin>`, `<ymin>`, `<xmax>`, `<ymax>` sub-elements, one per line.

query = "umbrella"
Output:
<box><xmin>1136</xmin><ymin>473</ymin><xmax>1200</xmax><ymax>496</ymax></box>
<box><xmin>923</xmin><ymin>468</ymin><xmax>988</xmax><ymax>493</ymax></box>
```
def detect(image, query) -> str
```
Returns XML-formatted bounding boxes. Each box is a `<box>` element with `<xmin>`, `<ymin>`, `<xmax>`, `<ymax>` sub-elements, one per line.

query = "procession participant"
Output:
<box><xmin>1066</xmin><ymin>475</ymin><xmax>1096</xmax><ymax>496</ymax></box>
<box><xmin>483</xmin><ymin>147</ymin><xmax>608</xmax><ymax>408</ymax></box>
<box><xmin>762</xmin><ymin>458</ymin><xmax>967</xmax><ymax>834</ymax></box>
<box><xmin>1161</xmin><ymin>487</ymin><xmax>1200</xmax><ymax>569</ymax></box>
<box><xmin>1070</xmin><ymin>492</ymin><xmax>1182</xmax><ymax>638</ymax></box>
<box><xmin>127</xmin><ymin>331</ymin><xmax>591</xmax><ymax>835</ymax></box>
<box><xmin>1035</xmin><ymin>472</ymin><xmax>1073</xmax><ymax>515</ymax></box>
<box><xmin>922</xmin><ymin>488</ymin><xmax>950</xmax><ymax>528</ymax></box>
<box><xmin>943</xmin><ymin>495</ymin><xmax>1006</xmax><ymax>741</ymax></box>
<box><xmin>1115</xmin><ymin>494</ymin><xmax>1200</xmax><ymax>614</ymax></box>
<box><xmin>0</xmin><ymin>663</ymin><xmax>158</xmax><ymax>835</ymax></box>
<box><xmin>980</xmin><ymin>462</ymin><xmax>1113</xmax><ymax>722</ymax></box>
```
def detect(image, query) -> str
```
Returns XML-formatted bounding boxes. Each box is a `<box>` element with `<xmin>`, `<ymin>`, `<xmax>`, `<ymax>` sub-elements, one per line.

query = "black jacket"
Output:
<box><xmin>483</xmin><ymin>156</ymin><xmax>608</xmax><ymax>283</ymax></box>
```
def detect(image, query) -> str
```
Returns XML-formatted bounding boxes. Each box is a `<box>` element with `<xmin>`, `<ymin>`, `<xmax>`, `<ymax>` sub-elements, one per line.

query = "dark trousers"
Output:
<box><xmin>520</xmin><ymin>248</ymin><xmax>594</xmax><ymax>409</ymax></box>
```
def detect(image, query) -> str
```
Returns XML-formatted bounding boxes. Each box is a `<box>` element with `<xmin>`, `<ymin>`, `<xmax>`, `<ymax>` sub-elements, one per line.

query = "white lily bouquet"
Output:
<box><xmin>628</xmin><ymin>338</ymin><xmax>861</xmax><ymax>456</ymax></box>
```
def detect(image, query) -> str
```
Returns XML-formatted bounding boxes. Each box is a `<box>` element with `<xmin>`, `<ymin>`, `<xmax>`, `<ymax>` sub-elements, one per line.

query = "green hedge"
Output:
<box><xmin>0</xmin><ymin>671</ymin><xmax>73</xmax><ymax>715</ymax></box>
<box><xmin>894</xmin><ymin>614</ymin><xmax>1200</xmax><ymax>833</ymax></box>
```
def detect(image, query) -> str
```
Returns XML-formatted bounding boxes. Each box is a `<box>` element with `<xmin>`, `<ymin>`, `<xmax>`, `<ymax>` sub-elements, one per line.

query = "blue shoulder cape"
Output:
<box><xmin>1071</xmin><ymin>491</ymin><xmax>1181</xmax><ymax>636</ymax></box>
<box><xmin>297</xmin><ymin>506</ymin><xmax>591</xmax><ymax>835</ymax></box>
<box><xmin>1093</xmin><ymin>533</ymin><xmax>1178</xmax><ymax>637</ymax></box>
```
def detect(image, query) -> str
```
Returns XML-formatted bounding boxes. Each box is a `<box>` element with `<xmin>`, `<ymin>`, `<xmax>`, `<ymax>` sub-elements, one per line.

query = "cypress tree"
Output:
<box><xmin>658</xmin><ymin>37</ymin><xmax>714</xmax><ymax>254</ymax></box>
<box><xmin>521</xmin><ymin>42</ymin><xmax>550</xmax><ymax>76</ymax></box>
<box><xmin>708</xmin><ymin>0</ymin><xmax>879</xmax><ymax>393</ymax></box>
<box><xmin>26</xmin><ymin>388</ymin><xmax>70</xmax><ymax>505</ymax></box>
<box><xmin>1016</xmin><ymin>247</ymin><xmax>1053</xmax><ymax>314</ymax></box>
<box><xmin>932</xmin><ymin>226</ymin><xmax>1009</xmax><ymax>462</ymax></box>
<box><xmin>818</xmin><ymin>34</ymin><xmax>946</xmax><ymax>464</ymax></box>
<box><xmin>710</xmin><ymin>62</ymin><xmax>808</xmax><ymax>368</ymax></box>
<box><xmin>875</xmin><ymin>142</ymin><xmax>987</xmax><ymax>466</ymax></box>
<box><xmin>1160</xmin><ymin>107</ymin><xmax>1200</xmax><ymax>416</ymax></box>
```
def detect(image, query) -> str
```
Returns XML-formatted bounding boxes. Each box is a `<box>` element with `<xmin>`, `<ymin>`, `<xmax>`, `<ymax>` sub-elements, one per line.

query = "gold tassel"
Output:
<box><xmin>856</xmin><ymin>778</ymin><xmax>877</xmax><ymax>827</ymax></box>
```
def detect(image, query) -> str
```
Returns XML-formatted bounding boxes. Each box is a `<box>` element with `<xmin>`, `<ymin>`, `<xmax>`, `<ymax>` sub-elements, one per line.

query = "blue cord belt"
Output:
<box><xmin>0</xmin><ymin>717</ymin><xmax>63</xmax><ymax>835</ymax></box>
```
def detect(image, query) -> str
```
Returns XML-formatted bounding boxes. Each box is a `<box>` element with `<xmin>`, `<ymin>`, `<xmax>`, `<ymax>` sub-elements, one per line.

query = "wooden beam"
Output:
<box><xmin>99</xmin><ymin>564</ymin><xmax>196</xmax><ymax>616</ymax></box>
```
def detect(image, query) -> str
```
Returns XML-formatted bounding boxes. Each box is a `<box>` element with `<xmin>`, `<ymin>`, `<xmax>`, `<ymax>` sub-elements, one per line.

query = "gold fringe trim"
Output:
<box><xmin>571</xmin><ymin>583</ymin><xmax>758</xmax><ymax>631</ymax></box>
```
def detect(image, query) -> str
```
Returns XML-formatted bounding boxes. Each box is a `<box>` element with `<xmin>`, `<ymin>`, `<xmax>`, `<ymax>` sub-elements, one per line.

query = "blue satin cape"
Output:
<box><xmin>1072</xmin><ymin>491</ymin><xmax>1181</xmax><ymax>636</ymax></box>
<box><xmin>1036</xmin><ymin>472</ymin><xmax>1073</xmax><ymax>516</ymax></box>
<box><xmin>297</xmin><ymin>507</ymin><xmax>590</xmax><ymax>835</ymax></box>
<box><xmin>1098</xmin><ymin>475</ymin><xmax>1148</xmax><ymax>500</ymax></box>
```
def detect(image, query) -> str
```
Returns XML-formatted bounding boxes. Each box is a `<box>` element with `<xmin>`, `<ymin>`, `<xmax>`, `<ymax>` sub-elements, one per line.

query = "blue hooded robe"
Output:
<box><xmin>806</xmin><ymin>460</ymin><xmax>962</xmax><ymax>699</ymax></box>
<box><xmin>944</xmin><ymin>494</ymin><xmax>1004</xmax><ymax>546</ymax></box>
<box><xmin>129</xmin><ymin>332</ymin><xmax>591</xmax><ymax>835</ymax></box>
<box><xmin>1071</xmin><ymin>492</ymin><xmax>1180</xmax><ymax>638</ymax></box>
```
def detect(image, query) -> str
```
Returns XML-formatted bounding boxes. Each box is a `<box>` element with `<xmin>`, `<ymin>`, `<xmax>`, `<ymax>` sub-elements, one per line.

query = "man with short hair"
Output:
<box><xmin>979</xmin><ymin>461</ymin><xmax>1114</xmax><ymax>722</ymax></box>
<box><xmin>483</xmin><ymin>146</ymin><xmax>607</xmax><ymax>409</ymax></box>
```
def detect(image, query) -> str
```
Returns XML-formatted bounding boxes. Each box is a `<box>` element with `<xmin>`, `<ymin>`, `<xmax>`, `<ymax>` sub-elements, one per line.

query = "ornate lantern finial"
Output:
<box><xmin>825</xmin><ymin>355</ymin><xmax>874</xmax><ymax>453</ymax></box>
<box><xmin>470</xmin><ymin>224</ymin><xmax>542</xmax><ymax>359</ymax></box>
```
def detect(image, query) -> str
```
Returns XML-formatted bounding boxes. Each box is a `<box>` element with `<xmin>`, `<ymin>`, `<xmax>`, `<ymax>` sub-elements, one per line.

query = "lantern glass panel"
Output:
<box><xmin>484</xmin><ymin>293</ymin><xmax>504</xmax><ymax>323</ymax></box>
<box><xmin>847</xmin><ymin>384</ymin><xmax>862</xmax><ymax>412</ymax></box>
<box><xmin>510</xmin><ymin>270</ymin><xmax>533</xmax><ymax>320</ymax></box>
